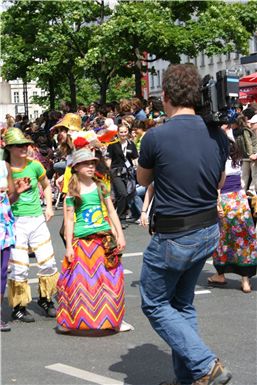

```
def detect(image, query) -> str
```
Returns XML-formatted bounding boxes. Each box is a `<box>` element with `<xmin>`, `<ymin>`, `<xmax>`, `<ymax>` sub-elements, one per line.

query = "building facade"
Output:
<box><xmin>0</xmin><ymin>74</ymin><xmax>46</xmax><ymax>124</ymax></box>
<box><xmin>147</xmin><ymin>35</ymin><xmax>257</xmax><ymax>99</ymax></box>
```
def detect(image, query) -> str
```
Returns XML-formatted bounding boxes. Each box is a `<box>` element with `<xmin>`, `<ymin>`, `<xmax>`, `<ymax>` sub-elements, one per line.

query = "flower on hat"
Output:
<box><xmin>98</xmin><ymin>130</ymin><xmax>118</xmax><ymax>143</ymax></box>
<box><xmin>96</xmin><ymin>118</ymin><xmax>118</xmax><ymax>144</ymax></box>
<box><xmin>73</xmin><ymin>137</ymin><xmax>90</xmax><ymax>150</ymax></box>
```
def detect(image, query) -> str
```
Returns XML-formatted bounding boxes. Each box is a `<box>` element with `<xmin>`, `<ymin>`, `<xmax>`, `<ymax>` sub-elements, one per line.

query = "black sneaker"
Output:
<box><xmin>37</xmin><ymin>297</ymin><xmax>56</xmax><ymax>318</ymax></box>
<box><xmin>12</xmin><ymin>306</ymin><xmax>35</xmax><ymax>323</ymax></box>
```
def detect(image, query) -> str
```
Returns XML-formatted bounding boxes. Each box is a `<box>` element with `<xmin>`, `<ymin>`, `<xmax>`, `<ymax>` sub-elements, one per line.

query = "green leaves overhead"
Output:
<box><xmin>2</xmin><ymin>0</ymin><xmax>257</xmax><ymax>107</ymax></box>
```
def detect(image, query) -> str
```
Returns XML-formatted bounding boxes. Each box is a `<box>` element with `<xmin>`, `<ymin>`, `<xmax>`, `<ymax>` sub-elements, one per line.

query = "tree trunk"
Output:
<box><xmin>48</xmin><ymin>77</ymin><xmax>55</xmax><ymax>110</ymax></box>
<box><xmin>134</xmin><ymin>64</ymin><xmax>142</xmax><ymax>99</ymax></box>
<box><xmin>99</xmin><ymin>76</ymin><xmax>109</xmax><ymax>105</ymax></box>
<box><xmin>68</xmin><ymin>71</ymin><xmax>77</xmax><ymax>111</ymax></box>
<box><xmin>100</xmin><ymin>0</ymin><xmax>105</xmax><ymax>24</ymax></box>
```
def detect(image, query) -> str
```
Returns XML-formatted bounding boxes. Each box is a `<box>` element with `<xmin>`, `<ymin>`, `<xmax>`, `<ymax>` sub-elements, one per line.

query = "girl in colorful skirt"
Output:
<box><xmin>208</xmin><ymin>139</ymin><xmax>257</xmax><ymax>293</ymax></box>
<box><xmin>56</xmin><ymin>147</ymin><xmax>132</xmax><ymax>332</ymax></box>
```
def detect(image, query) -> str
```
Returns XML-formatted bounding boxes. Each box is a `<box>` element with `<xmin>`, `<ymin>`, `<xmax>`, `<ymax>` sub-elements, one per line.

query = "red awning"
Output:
<box><xmin>239</xmin><ymin>88</ymin><xmax>257</xmax><ymax>104</ymax></box>
<box><xmin>239</xmin><ymin>72</ymin><xmax>257</xmax><ymax>87</ymax></box>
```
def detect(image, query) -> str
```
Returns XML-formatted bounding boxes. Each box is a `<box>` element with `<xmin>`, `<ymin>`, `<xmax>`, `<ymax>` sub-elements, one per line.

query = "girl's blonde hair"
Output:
<box><xmin>68</xmin><ymin>172</ymin><xmax>82</xmax><ymax>208</ymax></box>
<box><xmin>68</xmin><ymin>168</ymin><xmax>108</xmax><ymax>209</ymax></box>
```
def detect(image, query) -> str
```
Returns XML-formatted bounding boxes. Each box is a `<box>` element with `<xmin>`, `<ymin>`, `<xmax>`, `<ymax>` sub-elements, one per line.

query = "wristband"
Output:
<box><xmin>141</xmin><ymin>210</ymin><xmax>147</xmax><ymax>213</ymax></box>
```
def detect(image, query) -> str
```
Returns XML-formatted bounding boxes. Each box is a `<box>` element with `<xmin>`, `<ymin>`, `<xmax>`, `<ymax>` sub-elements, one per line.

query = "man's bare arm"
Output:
<box><xmin>137</xmin><ymin>165</ymin><xmax>154</xmax><ymax>187</ymax></box>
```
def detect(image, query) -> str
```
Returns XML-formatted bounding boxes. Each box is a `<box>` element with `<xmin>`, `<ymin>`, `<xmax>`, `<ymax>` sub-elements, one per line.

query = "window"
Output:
<box><xmin>161</xmin><ymin>69</ymin><xmax>165</xmax><ymax>86</ymax></box>
<box><xmin>254</xmin><ymin>34</ymin><xmax>257</xmax><ymax>52</ymax></box>
<box><xmin>157</xmin><ymin>70</ymin><xmax>161</xmax><ymax>88</ymax></box>
<box><xmin>218</xmin><ymin>54</ymin><xmax>223</xmax><ymax>63</ymax></box>
<box><xmin>226</xmin><ymin>52</ymin><xmax>231</xmax><ymax>61</ymax></box>
<box><xmin>234</xmin><ymin>51</ymin><xmax>240</xmax><ymax>60</ymax></box>
<box><xmin>33</xmin><ymin>91</ymin><xmax>37</xmax><ymax>96</ymax></box>
<box><xmin>34</xmin><ymin>110</ymin><xmax>38</xmax><ymax>119</ymax></box>
<box><xmin>41</xmin><ymin>90</ymin><xmax>45</xmax><ymax>97</ymax></box>
<box><xmin>14</xmin><ymin>91</ymin><xmax>19</xmax><ymax>104</ymax></box>
<box><xmin>200</xmin><ymin>52</ymin><xmax>205</xmax><ymax>67</ymax></box>
<box><xmin>150</xmin><ymin>73</ymin><xmax>155</xmax><ymax>89</ymax></box>
<box><xmin>209</xmin><ymin>56</ymin><xmax>214</xmax><ymax>65</ymax></box>
<box><xmin>194</xmin><ymin>57</ymin><xmax>198</xmax><ymax>66</ymax></box>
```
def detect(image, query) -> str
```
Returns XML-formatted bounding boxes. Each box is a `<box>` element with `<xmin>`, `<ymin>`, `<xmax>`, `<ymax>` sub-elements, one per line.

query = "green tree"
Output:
<box><xmin>2</xmin><ymin>0</ymin><xmax>257</xmax><ymax>108</ymax></box>
<box><xmin>82</xmin><ymin>0</ymin><xmax>257</xmax><ymax>100</ymax></box>
<box><xmin>1</xmin><ymin>0</ymin><xmax>111</xmax><ymax>109</ymax></box>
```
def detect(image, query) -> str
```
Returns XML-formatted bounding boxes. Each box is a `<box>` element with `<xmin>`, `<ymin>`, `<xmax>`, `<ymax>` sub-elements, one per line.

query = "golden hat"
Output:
<box><xmin>4</xmin><ymin>127</ymin><xmax>34</xmax><ymax>146</ymax></box>
<box><xmin>51</xmin><ymin>113</ymin><xmax>82</xmax><ymax>133</ymax></box>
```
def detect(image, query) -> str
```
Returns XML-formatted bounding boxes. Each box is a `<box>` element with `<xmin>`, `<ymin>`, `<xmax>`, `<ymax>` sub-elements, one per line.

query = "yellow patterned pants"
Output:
<box><xmin>8</xmin><ymin>215</ymin><xmax>59</xmax><ymax>308</ymax></box>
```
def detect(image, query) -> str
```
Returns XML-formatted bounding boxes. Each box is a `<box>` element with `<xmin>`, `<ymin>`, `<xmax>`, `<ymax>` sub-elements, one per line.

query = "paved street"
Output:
<box><xmin>1</xmin><ymin>210</ymin><xmax>257</xmax><ymax>385</ymax></box>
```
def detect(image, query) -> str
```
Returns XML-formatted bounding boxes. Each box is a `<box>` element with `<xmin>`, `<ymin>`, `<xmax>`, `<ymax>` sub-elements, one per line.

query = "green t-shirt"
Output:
<box><xmin>11</xmin><ymin>159</ymin><xmax>46</xmax><ymax>217</ymax></box>
<box><xmin>66</xmin><ymin>186</ymin><xmax>111</xmax><ymax>238</ymax></box>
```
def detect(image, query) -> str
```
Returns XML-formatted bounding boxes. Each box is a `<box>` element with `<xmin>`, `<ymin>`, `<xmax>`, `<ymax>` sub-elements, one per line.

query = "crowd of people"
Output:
<box><xmin>1</xmin><ymin>66</ymin><xmax>257</xmax><ymax>385</ymax></box>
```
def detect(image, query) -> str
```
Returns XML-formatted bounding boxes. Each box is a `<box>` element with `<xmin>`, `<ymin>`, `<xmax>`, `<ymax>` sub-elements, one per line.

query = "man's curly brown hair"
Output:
<box><xmin>162</xmin><ymin>64</ymin><xmax>201</xmax><ymax>108</ymax></box>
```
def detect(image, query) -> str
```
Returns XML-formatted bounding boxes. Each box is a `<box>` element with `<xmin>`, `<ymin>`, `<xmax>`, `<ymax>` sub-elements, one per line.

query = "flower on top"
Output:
<box><xmin>73</xmin><ymin>137</ymin><xmax>89</xmax><ymax>150</ymax></box>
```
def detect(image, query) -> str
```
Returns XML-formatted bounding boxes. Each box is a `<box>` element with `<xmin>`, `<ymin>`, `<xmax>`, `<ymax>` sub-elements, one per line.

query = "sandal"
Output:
<box><xmin>207</xmin><ymin>276</ymin><xmax>227</xmax><ymax>286</ymax></box>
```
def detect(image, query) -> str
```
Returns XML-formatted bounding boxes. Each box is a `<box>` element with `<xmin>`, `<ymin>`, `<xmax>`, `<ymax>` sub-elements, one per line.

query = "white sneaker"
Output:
<box><xmin>56</xmin><ymin>324</ymin><xmax>70</xmax><ymax>333</ymax></box>
<box><xmin>115</xmin><ymin>320</ymin><xmax>134</xmax><ymax>332</ymax></box>
<box><xmin>246</xmin><ymin>190</ymin><xmax>255</xmax><ymax>197</ymax></box>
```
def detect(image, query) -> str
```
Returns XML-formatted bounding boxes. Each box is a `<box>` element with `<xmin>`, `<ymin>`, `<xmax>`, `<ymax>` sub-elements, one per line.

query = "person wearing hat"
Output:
<box><xmin>50</xmin><ymin>113</ymin><xmax>82</xmax><ymax>176</ymax></box>
<box><xmin>4</xmin><ymin>128</ymin><xmax>59</xmax><ymax>323</ymax></box>
<box><xmin>56</xmin><ymin>147</ymin><xmax>133</xmax><ymax>333</ymax></box>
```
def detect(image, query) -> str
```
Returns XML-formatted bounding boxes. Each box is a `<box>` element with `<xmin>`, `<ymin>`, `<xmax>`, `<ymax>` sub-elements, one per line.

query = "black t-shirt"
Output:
<box><xmin>139</xmin><ymin>114</ymin><xmax>228</xmax><ymax>216</ymax></box>
<box><xmin>106</xmin><ymin>140</ymin><xmax>138</xmax><ymax>169</ymax></box>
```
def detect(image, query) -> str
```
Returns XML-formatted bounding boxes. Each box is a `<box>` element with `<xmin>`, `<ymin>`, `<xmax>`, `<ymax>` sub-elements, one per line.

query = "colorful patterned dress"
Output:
<box><xmin>56</xmin><ymin>187</ymin><xmax>125</xmax><ymax>330</ymax></box>
<box><xmin>0</xmin><ymin>161</ymin><xmax>15</xmax><ymax>251</ymax></box>
<box><xmin>0</xmin><ymin>161</ymin><xmax>16</xmax><ymax>296</ymax></box>
<box><xmin>212</xmin><ymin>161</ymin><xmax>257</xmax><ymax>277</ymax></box>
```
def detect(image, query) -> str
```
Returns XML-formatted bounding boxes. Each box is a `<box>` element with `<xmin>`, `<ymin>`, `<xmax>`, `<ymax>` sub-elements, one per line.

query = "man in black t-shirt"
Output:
<box><xmin>137</xmin><ymin>64</ymin><xmax>232</xmax><ymax>385</ymax></box>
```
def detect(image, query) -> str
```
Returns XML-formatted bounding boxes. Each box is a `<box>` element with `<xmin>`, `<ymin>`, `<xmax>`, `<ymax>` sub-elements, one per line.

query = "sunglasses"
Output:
<box><xmin>12</xmin><ymin>144</ymin><xmax>29</xmax><ymax>148</ymax></box>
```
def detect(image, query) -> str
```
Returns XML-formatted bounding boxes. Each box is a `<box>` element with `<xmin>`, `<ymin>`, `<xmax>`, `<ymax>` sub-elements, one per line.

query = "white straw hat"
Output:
<box><xmin>71</xmin><ymin>148</ymin><xmax>99</xmax><ymax>167</ymax></box>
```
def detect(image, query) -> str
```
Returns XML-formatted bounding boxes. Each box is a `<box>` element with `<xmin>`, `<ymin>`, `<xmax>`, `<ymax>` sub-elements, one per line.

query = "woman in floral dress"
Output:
<box><xmin>208</xmin><ymin>139</ymin><xmax>257</xmax><ymax>293</ymax></box>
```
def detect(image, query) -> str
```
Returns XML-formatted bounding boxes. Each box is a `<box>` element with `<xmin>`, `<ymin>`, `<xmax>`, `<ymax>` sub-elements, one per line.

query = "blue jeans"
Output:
<box><xmin>140</xmin><ymin>224</ymin><xmax>220</xmax><ymax>385</ymax></box>
<box><xmin>129</xmin><ymin>194</ymin><xmax>143</xmax><ymax>219</ymax></box>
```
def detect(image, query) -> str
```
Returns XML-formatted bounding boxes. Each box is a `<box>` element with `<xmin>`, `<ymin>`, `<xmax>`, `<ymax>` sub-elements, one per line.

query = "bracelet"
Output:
<box><xmin>141</xmin><ymin>210</ymin><xmax>147</xmax><ymax>213</ymax></box>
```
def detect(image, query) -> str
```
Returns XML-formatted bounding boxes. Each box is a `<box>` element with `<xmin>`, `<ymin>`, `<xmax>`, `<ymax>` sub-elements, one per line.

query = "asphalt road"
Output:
<box><xmin>1</xmin><ymin>210</ymin><xmax>257</xmax><ymax>385</ymax></box>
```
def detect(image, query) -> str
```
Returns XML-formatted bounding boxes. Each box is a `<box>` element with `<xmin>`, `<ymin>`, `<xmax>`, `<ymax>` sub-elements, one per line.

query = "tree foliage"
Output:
<box><xmin>2</xmin><ymin>0</ymin><xmax>257</xmax><ymax>108</ymax></box>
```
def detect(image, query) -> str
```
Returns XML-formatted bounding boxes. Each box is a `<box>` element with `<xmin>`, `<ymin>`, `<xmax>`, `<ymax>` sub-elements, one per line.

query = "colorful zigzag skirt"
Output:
<box><xmin>56</xmin><ymin>237</ymin><xmax>125</xmax><ymax>330</ymax></box>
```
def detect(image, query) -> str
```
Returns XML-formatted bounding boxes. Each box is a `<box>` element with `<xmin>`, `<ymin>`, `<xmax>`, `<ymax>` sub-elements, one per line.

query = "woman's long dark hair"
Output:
<box><xmin>229</xmin><ymin>138</ymin><xmax>242</xmax><ymax>168</ymax></box>
<box><xmin>60</xmin><ymin>134</ymin><xmax>74</xmax><ymax>157</ymax></box>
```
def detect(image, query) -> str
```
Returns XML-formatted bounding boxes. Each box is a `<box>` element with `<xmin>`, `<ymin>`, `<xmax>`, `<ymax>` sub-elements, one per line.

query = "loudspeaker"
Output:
<box><xmin>216</xmin><ymin>70</ymin><xmax>239</xmax><ymax>110</ymax></box>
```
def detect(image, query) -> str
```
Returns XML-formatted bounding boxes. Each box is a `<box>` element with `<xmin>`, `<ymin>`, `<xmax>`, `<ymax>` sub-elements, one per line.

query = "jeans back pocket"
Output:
<box><xmin>165</xmin><ymin>237</ymin><xmax>201</xmax><ymax>271</ymax></box>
